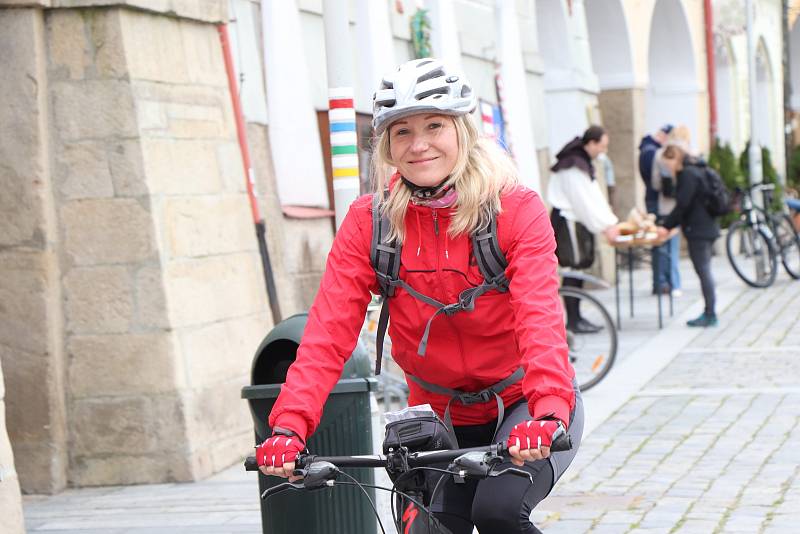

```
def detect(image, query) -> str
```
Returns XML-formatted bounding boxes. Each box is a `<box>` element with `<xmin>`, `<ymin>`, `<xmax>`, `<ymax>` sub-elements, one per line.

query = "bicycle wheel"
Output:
<box><xmin>726</xmin><ymin>220</ymin><xmax>778</xmax><ymax>288</ymax></box>
<box><xmin>559</xmin><ymin>287</ymin><xmax>617</xmax><ymax>391</ymax></box>
<box><xmin>774</xmin><ymin>214</ymin><xmax>800</xmax><ymax>279</ymax></box>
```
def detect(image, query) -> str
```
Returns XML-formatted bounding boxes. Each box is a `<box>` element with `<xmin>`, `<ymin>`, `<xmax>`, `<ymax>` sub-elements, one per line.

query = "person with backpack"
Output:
<box><xmin>657</xmin><ymin>144</ymin><xmax>722</xmax><ymax>327</ymax></box>
<box><xmin>256</xmin><ymin>58</ymin><xmax>583</xmax><ymax>534</ymax></box>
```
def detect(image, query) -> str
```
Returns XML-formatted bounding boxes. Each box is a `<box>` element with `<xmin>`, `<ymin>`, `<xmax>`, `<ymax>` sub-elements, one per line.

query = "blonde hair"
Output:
<box><xmin>668</xmin><ymin>125</ymin><xmax>692</xmax><ymax>152</ymax></box>
<box><xmin>371</xmin><ymin>114</ymin><xmax>519</xmax><ymax>243</ymax></box>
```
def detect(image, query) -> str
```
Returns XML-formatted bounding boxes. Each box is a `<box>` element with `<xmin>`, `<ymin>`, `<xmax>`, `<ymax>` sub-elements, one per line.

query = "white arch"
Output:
<box><xmin>584</xmin><ymin>0</ymin><xmax>635</xmax><ymax>89</ymax></box>
<box><xmin>645</xmin><ymin>0</ymin><xmax>698</xmax><ymax>148</ymax></box>
<box><xmin>714</xmin><ymin>37</ymin><xmax>738</xmax><ymax>148</ymax></box>
<box><xmin>754</xmin><ymin>37</ymin><xmax>775</xmax><ymax>153</ymax></box>
<box><xmin>537</xmin><ymin>0</ymin><xmax>572</xmax><ymax>73</ymax></box>
<box><xmin>535</xmin><ymin>0</ymin><xmax>593</xmax><ymax>155</ymax></box>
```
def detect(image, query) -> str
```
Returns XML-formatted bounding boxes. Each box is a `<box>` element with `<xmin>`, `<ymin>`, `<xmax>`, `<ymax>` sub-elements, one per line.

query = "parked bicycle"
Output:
<box><xmin>246</xmin><ymin>424</ymin><xmax>571</xmax><ymax>534</ymax></box>
<box><xmin>559</xmin><ymin>272</ymin><xmax>617</xmax><ymax>391</ymax></box>
<box><xmin>726</xmin><ymin>183</ymin><xmax>800</xmax><ymax>288</ymax></box>
<box><xmin>361</xmin><ymin>271</ymin><xmax>617</xmax><ymax>394</ymax></box>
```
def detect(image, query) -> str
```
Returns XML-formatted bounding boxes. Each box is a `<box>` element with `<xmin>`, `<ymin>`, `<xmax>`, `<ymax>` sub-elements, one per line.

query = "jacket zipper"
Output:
<box><xmin>432</xmin><ymin>209</ymin><xmax>442</xmax><ymax>290</ymax></box>
<box><xmin>432</xmin><ymin>209</ymin><xmax>467</xmax><ymax>381</ymax></box>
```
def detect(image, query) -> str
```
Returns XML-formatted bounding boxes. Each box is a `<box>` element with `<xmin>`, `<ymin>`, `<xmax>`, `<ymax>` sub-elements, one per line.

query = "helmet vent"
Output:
<box><xmin>416</xmin><ymin>87</ymin><xmax>449</xmax><ymax>100</ymax></box>
<box><xmin>461</xmin><ymin>86</ymin><xmax>472</xmax><ymax>98</ymax></box>
<box><xmin>417</xmin><ymin>68</ymin><xmax>445</xmax><ymax>84</ymax></box>
<box><xmin>417</xmin><ymin>59</ymin><xmax>435</xmax><ymax>67</ymax></box>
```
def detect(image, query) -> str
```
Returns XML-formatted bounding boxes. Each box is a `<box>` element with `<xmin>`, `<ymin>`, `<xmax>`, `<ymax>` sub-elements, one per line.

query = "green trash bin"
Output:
<box><xmin>242</xmin><ymin>312</ymin><xmax>378</xmax><ymax>534</ymax></box>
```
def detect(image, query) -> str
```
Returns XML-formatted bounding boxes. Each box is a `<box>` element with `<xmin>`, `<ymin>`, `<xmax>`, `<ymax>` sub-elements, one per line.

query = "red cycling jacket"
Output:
<box><xmin>269</xmin><ymin>185</ymin><xmax>575</xmax><ymax>441</ymax></box>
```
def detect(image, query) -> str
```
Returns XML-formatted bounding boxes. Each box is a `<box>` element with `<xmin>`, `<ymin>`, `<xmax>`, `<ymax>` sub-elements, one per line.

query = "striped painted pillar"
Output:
<box><xmin>328</xmin><ymin>88</ymin><xmax>360</xmax><ymax>229</ymax></box>
<box><xmin>323</xmin><ymin>0</ymin><xmax>360</xmax><ymax>229</ymax></box>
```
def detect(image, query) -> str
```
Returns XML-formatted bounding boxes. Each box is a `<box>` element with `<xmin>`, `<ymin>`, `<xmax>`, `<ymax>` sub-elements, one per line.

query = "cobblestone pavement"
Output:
<box><xmin>22</xmin><ymin>257</ymin><xmax>800</xmax><ymax>533</ymax></box>
<box><xmin>535</xmin><ymin>275</ymin><xmax>800</xmax><ymax>533</ymax></box>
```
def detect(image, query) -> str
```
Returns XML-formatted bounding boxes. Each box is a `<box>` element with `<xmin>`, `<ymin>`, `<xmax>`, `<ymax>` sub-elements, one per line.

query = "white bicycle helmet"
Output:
<box><xmin>372</xmin><ymin>58</ymin><xmax>477</xmax><ymax>135</ymax></box>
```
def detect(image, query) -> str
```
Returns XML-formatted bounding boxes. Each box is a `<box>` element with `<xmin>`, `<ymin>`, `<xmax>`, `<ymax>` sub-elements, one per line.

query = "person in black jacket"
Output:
<box><xmin>657</xmin><ymin>145</ymin><xmax>720</xmax><ymax>327</ymax></box>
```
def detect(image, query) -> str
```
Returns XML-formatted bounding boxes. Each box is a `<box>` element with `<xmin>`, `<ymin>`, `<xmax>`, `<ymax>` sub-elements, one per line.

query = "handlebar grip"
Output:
<box><xmin>244</xmin><ymin>456</ymin><xmax>259</xmax><ymax>471</ymax></box>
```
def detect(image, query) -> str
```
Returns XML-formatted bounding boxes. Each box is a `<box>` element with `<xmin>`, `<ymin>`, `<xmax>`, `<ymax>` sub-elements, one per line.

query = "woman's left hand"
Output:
<box><xmin>507</xmin><ymin>419</ymin><xmax>566</xmax><ymax>466</ymax></box>
<box><xmin>603</xmin><ymin>225</ymin><xmax>621</xmax><ymax>243</ymax></box>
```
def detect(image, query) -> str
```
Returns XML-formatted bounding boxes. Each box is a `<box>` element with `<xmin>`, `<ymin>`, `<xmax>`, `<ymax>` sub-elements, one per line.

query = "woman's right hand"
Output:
<box><xmin>256</xmin><ymin>434</ymin><xmax>306</xmax><ymax>482</ymax></box>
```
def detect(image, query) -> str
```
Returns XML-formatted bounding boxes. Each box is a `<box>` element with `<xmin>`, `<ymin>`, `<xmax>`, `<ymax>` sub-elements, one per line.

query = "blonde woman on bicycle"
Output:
<box><xmin>257</xmin><ymin>58</ymin><xmax>583</xmax><ymax>534</ymax></box>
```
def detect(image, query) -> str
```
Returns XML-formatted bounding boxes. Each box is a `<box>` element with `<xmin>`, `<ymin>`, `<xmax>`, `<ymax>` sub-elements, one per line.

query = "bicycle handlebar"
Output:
<box><xmin>744</xmin><ymin>182</ymin><xmax>776</xmax><ymax>193</ymax></box>
<box><xmin>244</xmin><ymin>432</ymin><xmax>572</xmax><ymax>472</ymax></box>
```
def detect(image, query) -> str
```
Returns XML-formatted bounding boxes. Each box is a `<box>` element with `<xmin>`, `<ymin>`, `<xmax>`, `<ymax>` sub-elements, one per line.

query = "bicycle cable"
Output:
<box><xmin>333</xmin><ymin>470</ymin><xmax>387</xmax><ymax>534</ymax></box>
<box><xmin>427</xmin><ymin>471</ymin><xmax>449</xmax><ymax>534</ymax></box>
<box><xmin>335</xmin><ymin>482</ymin><xmax>436</xmax><ymax>534</ymax></box>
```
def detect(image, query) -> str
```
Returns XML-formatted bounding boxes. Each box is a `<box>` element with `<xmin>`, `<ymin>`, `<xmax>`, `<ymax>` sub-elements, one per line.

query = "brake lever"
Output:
<box><xmin>488</xmin><ymin>466</ymin><xmax>534</xmax><ymax>483</ymax></box>
<box><xmin>261</xmin><ymin>481</ymin><xmax>305</xmax><ymax>499</ymax></box>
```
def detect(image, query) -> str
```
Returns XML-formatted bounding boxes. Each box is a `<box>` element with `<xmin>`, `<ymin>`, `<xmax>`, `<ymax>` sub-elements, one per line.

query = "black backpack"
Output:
<box><xmin>369</xmin><ymin>192</ymin><xmax>509</xmax><ymax>374</ymax></box>
<box><xmin>700</xmin><ymin>167</ymin><xmax>732</xmax><ymax>217</ymax></box>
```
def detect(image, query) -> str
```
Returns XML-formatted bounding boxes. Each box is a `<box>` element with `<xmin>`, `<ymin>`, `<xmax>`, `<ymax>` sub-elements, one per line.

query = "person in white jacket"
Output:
<box><xmin>548</xmin><ymin>125</ymin><xmax>619</xmax><ymax>333</ymax></box>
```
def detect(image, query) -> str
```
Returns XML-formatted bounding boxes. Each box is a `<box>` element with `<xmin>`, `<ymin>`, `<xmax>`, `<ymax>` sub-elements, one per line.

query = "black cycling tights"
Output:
<box><xmin>429</xmin><ymin>395</ymin><xmax>584</xmax><ymax>534</ymax></box>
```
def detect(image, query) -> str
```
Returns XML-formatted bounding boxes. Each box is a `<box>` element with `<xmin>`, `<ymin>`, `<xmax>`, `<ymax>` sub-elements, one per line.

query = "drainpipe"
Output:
<box><xmin>783</xmin><ymin>0</ymin><xmax>792</xmax><ymax>181</ymax></box>
<box><xmin>322</xmin><ymin>0</ymin><xmax>361</xmax><ymax>230</ymax></box>
<box><xmin>746</xmin><ymin>0</ymin><xmax>763</xmax><ymax>186</ymax></box>
<box><xmin>218</xmin><ymin>24</ymin><xmax>282</xmax><ymax>324</ymax></box>
<box><xmin>704</xmin><ymin>0</ymin><xmax>718</xmax><ymax>144</ymax></box>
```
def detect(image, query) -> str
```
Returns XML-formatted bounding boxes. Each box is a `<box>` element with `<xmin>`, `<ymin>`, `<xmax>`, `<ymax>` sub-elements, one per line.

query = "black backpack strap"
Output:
<box><xmin>370</xmin><ymin>192</ymin><xmax>402</xmax><ymax>375</ymax></box>
<box><xmin>471</xmin><ymin>214</ymin><xmax>509</xmax><ymax>292</ymax></box>
<box><xmin>371</xmin><ymin>192</ymin><xmax>402</xmax><ymax>298</ymax></box>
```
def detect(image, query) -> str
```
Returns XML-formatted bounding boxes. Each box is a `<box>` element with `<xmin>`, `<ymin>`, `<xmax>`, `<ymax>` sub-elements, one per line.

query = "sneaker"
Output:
<box><xmin>687</xmin><ymin>313</ymin><xmax>718</xmax><ymax>327</ymax></box>
<box><xmin>567</xmin><ymin>318</ymin><xmax>604</xmax><ymax>334</ymax></box>
<box><xmin>671</xmin><ymin>289</ymin><xmax>683</xmax><ymax>298</ymax></box>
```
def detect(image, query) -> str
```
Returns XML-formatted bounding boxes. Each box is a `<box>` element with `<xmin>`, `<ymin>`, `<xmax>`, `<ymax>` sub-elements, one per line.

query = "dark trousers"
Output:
<box><xmin>562</xmin><ymin>276</ymin><xmax>583</xmax><ymax>327</ymax></box>
<box><xmin>429</xmin><ymin>390</ymin><xmax>584</xmax><ymax>534</ymax></box>
<box><xmin>687</xmin><ymin>238</ymin><xmax>716</xmax><ymax>316</ymax></box>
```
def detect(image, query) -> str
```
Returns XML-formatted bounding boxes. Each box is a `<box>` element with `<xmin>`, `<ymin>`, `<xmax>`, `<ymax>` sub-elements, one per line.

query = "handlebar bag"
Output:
<box><xmin>382</xmin><ymin>415</ymin><xmax>456</xmax><ymax>454</ymax></box>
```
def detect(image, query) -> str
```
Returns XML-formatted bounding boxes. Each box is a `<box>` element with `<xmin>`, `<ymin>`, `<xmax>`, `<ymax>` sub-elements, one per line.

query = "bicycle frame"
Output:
<box><xmin>741</xmin><ymin>184</ymin><xmax>780</xmax><ymax>238</ymax></box>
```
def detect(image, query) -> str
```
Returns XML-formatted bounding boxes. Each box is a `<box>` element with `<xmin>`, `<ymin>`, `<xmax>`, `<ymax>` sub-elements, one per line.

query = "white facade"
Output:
<box><xmin>226</xmin><ymin>0</ymin><xmax>788</xmax><ymax>208</ymax></box>
<box><xmin>714</xmin><ymin>0</ymin><xmax>785</xmax><ymax>170</ymax></box>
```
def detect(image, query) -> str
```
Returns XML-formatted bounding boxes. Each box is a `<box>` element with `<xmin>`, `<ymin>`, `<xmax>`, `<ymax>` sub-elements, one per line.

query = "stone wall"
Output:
<box><xmin>247</xmin><ymin>123</ymin><xmax>333</xmax><ymax>316</ymax></box>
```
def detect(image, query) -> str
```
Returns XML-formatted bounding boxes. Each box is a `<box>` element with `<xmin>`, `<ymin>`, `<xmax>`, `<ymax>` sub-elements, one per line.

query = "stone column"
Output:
<box><xmin>0</xmin><ymin>6</ymin><xmax>69</xmax><ymax>494</ymax></box>
<box><xmin>598</xmin><ymin>87</ymin><xmax>647</xmax><ymax>219</ymax></box>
